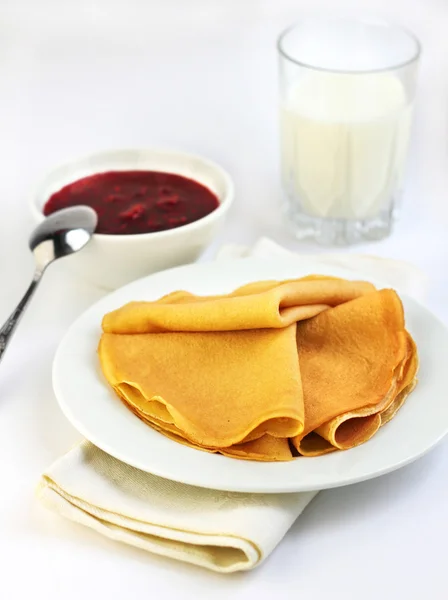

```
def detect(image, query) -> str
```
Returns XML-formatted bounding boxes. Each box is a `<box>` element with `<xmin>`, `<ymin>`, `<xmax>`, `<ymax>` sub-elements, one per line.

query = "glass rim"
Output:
<box><xmin>277</xmin><ymin>17</ymin><xmax>421</xmax><ymax>75</ymax></box>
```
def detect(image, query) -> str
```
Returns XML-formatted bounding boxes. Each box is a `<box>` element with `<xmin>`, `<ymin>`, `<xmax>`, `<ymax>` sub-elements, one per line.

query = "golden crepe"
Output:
<box><xmin>99</xmin><ymin>327</ymin><xmax>304</xmax><ymax>448</ymax></box>
<box><xmin>98</xmin><ymin>276</ymin><xmax>418</xmax><ymax>461</ymax></box>
<box><xmin>293</xmin><ymin>291</ymin><xmax>417</xmax><ymax>456</ymax></box>
<box><xmin>102</xmin><ymin>276</ymin><xmax>376</xmax><ymax>334</ymax></box>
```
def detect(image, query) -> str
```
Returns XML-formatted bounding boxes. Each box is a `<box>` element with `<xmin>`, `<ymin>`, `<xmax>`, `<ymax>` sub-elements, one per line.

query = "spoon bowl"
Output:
<box><xmin>30</xmin><ymin>206</ymin><xmax>97</xmax><ymax>273</ymax></box>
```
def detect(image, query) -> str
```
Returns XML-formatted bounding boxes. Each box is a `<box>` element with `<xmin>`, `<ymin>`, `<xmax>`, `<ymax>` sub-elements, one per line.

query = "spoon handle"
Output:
<box><xmin>0</xmin><ymin>271</ymin><xmax>42</xmax><ymax>363</ymax></box>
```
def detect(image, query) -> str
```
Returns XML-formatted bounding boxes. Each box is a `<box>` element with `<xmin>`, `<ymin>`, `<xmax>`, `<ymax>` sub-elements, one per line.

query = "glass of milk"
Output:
<box><xmin>278</xmin><ymin>17</ymin><xmax>420</xmax><ymax>245</ymax></box>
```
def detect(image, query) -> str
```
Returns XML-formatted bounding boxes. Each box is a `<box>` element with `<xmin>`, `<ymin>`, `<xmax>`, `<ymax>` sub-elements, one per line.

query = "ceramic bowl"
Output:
<box><xmin>30</xmin><ymin>148</ymin><xmax>234</xmax><ymax>289</ymax></box>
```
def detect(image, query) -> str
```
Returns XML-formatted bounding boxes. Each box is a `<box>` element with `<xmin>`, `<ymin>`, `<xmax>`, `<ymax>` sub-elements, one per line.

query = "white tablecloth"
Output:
<box><xmin>1</xmin><ymin>1</ymin><xmax>447</xmax><ymax>598</ymax></box>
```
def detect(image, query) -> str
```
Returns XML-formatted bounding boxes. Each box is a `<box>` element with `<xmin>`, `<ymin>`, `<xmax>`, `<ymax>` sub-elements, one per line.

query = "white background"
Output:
<box><xmin>0</xmin><ymin>0</ymin><xmax>447</xmax><ymax>598</ymax></box>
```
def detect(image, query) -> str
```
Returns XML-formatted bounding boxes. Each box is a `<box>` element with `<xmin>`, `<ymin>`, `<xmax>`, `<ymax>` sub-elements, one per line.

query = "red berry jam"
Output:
<box><xmin>43</xmin><ymin>171</ymin><xmax>220</xmax><ymax>235</ymax></box>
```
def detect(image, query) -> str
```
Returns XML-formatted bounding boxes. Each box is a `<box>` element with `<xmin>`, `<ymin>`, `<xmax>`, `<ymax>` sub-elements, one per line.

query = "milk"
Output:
<box><xmin>280</xmin><ymin>72</ymin><xmax>412</xmax><ymax>220</ymax></box>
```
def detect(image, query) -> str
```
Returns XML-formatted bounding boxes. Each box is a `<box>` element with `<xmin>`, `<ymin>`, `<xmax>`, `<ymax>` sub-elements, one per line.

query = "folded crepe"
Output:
<box><xmin>99</xmin><ymin>276</ymin><xmax>418</xmax><ymax>461</ymax></box>
<box><xmin>293</xmin><ymin>291</ymin><xmax>418</xmax><ymax>456</ymax></box>
<box><xmin>102</xmin><ymin>276</ymin><xmax>376</xmax><ymax>334</ymax></box>
<box><xmin>99</xmin><ymin>326</ymin><xmax>304</xmax><ymax>448</ymax></box>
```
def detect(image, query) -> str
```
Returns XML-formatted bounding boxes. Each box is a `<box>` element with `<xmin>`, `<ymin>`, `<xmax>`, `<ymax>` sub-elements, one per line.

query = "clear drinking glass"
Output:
<box><xmin>278</xmin><ymin>17</ymin><xmax>420</xmax><ymax>245</ymax></box>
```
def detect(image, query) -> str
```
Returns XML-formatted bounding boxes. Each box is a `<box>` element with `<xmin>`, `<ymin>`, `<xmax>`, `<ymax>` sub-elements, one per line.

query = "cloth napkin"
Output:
<box><xmin>37</xmin><ymin>238</ymin><xmax>427</xmax><ymax>573</ymax></box>
<box><xmin>216</xmin><ymin>238</ymin><xmax>428</xmax><ymax>303</ymax></box>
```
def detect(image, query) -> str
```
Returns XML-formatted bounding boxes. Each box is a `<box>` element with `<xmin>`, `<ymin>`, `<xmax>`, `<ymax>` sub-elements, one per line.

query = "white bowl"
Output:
<box><xmin>30</xmin><ymin>148</ymin><xmax>234</xmax><ymax>289</ymax></box>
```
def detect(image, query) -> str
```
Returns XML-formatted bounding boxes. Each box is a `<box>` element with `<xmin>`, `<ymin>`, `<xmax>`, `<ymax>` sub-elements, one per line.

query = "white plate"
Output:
<box><xmin>53</xmin><ymin>257</ymin><xmax>448</xmax><ymax>493</ymax></box>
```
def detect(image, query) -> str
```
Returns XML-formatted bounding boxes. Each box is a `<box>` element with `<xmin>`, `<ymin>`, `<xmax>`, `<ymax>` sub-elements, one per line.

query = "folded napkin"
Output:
<box><xmin>38</xmin><ymin>238</ymin><xmax>427</xmax><ymax>573</ymax></box>
<box><xmin>39</xmin><ymin>442</ymin><xmax>315</xmax><ymax>572</ymax></box>
<box><xmin>217</xmin><ymin>238</ymin><xmax>429</xmax><ymax>303</ymax></box>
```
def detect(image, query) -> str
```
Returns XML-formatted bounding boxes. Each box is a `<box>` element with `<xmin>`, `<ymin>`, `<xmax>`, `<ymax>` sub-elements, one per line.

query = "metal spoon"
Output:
<box><xmin>0</xmin><ymin>206</ymin><xmax>97</xmax><ymax>363</ymax></box>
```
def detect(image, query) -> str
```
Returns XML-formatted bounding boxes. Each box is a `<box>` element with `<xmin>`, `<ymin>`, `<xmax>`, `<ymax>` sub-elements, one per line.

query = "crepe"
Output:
<box><xmin>106</xmin><ymin>359</ymin><xmax>295</xmax><ymax>461</ymax></box>
<box><xmin>102</xmin><ymin>276</ymin><xmax>376</xmax><ymax>334</ymax></box>
<box><xmin>293</xmin><ymin>290</ymin><xmax>418</xmax><ymax>456</ymax></box>
<box><xmin>99</xmin><ymin>326</ymin><xmax>304</xmax><ymax>449</ymax></box>
<box><xmin>99</xmin><ymin>276</ymin><xmax>418</xmax><ymax>461</ymax></box>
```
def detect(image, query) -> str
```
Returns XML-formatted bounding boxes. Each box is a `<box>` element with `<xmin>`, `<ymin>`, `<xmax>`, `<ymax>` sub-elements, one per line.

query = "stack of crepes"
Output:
<box><xmin>99</xmin><ymin>276</ymin><xmax>418</xmax><ymax>461</ymax></box>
